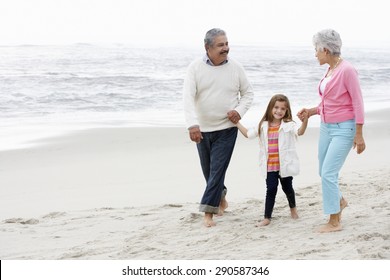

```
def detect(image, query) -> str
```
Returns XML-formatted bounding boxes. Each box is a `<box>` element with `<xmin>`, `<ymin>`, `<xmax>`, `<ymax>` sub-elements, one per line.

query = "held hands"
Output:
<box><xmin>297</xmin><ymin>108</ymin><xmax>309</xmax><ymax>122</ymax></box>
<box><xmin>227</xmin><ymin>110</ymin><xmax>241</xmax><ymax>124</ymax></box>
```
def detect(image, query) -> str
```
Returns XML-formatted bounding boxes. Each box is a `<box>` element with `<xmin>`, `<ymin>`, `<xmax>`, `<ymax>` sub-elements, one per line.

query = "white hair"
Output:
<box><xmin>313</xmin><ymin>29</ymin><xmax>342</xmax><ymax>55</ymax></box>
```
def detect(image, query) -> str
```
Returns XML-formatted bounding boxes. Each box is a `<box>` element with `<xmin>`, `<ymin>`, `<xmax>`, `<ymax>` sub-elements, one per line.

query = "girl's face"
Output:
<box><xmin>272</xmin><ymin>101</ymin><xmax>287</xmax><ymax>120</ymax></box>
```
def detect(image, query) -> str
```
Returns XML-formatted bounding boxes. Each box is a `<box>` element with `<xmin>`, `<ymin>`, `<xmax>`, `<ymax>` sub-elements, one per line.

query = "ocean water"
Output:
<box><xmin>1</xmin><ymin>44</ymin><xmax>389</xmax><ymax>150</ymax></box>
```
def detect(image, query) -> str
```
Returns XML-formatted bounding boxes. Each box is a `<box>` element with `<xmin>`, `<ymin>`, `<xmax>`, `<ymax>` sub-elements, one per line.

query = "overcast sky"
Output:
<box><xmin>0</xmin><ymin>0</ymin><xmax>389</xmax><ymax>47</ymax></box>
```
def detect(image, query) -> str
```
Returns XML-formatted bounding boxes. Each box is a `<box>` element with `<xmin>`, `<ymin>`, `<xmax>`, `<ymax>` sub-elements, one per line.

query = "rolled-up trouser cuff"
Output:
<box><xmin>199</xmin><ymin>204</ymin><xmax>219</xmax><ymax>214</ymax></box>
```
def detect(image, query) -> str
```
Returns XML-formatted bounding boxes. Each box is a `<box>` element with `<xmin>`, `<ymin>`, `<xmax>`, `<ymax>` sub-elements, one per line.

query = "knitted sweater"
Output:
<box><xmin>183</xmin><ymin>58</ymin><xmax>253</xmax><ymax>132</ymax></box>
<box><xmin>317</xmin><ymin>59</ymin><xmax>365</xmax><ymax>124</ymax></box>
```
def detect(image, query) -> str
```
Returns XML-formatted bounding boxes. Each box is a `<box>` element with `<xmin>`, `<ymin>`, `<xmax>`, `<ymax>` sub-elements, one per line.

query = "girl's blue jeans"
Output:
<box><xmin>318</xmin><ymin>119</ymin><xmax>355</xmax><ymax>214</ymax></box>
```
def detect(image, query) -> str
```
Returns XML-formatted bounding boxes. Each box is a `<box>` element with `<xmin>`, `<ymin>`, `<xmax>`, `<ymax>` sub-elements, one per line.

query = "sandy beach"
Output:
<box><xmin>0</xmin><ymin>109</ymin><xmax>389</xmax><ymax>260</ymax></box>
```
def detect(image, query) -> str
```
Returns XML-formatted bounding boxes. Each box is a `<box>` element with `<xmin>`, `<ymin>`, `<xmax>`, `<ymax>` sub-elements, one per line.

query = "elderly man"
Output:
<box><xmin>183</xmin><ymin>28</ymin><xmax>254</xmax><ymax>227</ymax></box>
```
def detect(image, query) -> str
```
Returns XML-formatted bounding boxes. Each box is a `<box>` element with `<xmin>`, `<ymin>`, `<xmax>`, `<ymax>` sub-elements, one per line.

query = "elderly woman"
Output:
<box><xmin>298</xmin><ymin>29</ymin><xmax>366</xmax><ymax>233</ymax></box>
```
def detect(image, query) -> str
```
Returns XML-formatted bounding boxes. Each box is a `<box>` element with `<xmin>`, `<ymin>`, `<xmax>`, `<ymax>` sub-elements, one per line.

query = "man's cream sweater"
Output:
<box><xmin>183</xmin><ymin>58</ymin><xmax>254</xmax><ymax>132</ymax></box>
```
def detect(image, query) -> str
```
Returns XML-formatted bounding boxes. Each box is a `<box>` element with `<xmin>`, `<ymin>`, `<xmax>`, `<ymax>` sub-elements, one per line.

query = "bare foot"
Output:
<box><xmin>338</xmin><ymin>197</ymin><xmax>348</xmax><ymax>222</ymax></box>
<box><xmin>203</xmin><ymin>213</ymin><xmax>216</xmax><ymax>227</ymax></box>
<box><xmin>317</xmin><ymin>214</ymin><xmax>342</xmax><ymax>233</ymax></box>
<box><xmin>256</xmin><ymin>219</ymin><xmax>271</xmax><ymax>227</ymax></box>
<box><xmin>217</xmin><ymin>197</ymin><xmax>228</xmax><ymax>216</ymax></box>
<box><xmin>317</xmin><ymin>222</ymin><xmax>342</xmax><ymax>233</ymax></box>
<box><xmin>290</xmin><ymin>207</ymin><xmax>299</xmax><ymax>219</ymax></box>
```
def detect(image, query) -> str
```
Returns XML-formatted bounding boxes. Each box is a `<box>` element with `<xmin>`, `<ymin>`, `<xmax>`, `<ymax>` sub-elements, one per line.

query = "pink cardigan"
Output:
<box><xmin>316</xmin><ymin>60</ymin><xmax>365</xmax><ymax>124</ymax></box>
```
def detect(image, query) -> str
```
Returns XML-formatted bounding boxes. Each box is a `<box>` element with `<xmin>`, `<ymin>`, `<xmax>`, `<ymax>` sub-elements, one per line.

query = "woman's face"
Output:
<box><xmin>315</xmin><ymin>47</ymin><xmax>328</xmax><ymax>65</ymax></box>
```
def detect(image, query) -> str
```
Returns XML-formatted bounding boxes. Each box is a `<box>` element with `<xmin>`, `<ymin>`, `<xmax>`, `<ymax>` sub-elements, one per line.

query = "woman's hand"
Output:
<box><xmin>354</xmin><ymin>124</ymin><xmax>366</xmax><ymax>154</ymax></box>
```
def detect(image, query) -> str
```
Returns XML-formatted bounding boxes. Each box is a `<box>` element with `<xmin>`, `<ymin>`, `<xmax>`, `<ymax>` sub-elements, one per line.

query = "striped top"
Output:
<box><xmin>267</xmin><ymin>125</ymin><xmax>280</xmax><ymax>172</ymax></box>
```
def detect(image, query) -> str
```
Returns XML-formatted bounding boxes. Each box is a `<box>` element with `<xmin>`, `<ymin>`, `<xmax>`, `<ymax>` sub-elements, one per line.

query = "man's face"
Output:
<box><xmin>206</xmin><ymin>35</ymin><xmax>229</xmax><ymax>65</ymax></box>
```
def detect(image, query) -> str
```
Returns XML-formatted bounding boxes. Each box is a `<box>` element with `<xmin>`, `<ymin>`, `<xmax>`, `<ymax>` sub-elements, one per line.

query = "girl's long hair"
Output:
<box><xmin>258</xmin><ymin>94</ymin><xmax>293</xmax><ymax>136</ymax></box>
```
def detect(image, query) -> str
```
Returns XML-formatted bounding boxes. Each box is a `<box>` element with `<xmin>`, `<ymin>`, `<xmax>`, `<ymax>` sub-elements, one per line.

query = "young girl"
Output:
<box><xmin>236</xmin><ymin>94</ymin><xmax>308</xmax><ymax>226</ymax></box>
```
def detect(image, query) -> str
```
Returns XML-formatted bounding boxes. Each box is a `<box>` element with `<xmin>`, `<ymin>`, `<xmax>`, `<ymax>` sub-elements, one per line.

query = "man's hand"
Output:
<box><xmin>188</xmin><ymin>126</ymin><xmax>203</xmax><ymax>143</ymax></box>
<box><xmin>227</xmin><ymin>110</ymin><xmax>241</xmax><ymax>124</ymax></box>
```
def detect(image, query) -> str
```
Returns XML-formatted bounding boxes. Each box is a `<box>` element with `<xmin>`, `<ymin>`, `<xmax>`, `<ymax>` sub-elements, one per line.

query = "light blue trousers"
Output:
<box><xmin>318</xmin><ymin>120</ymin><xmax>355</xmax><ymax>214</ymax></box>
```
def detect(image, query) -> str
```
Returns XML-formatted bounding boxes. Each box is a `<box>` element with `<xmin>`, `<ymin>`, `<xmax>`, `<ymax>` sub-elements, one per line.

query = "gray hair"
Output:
<box><xmin>204</xmin><ymin>28</ymin><xmax>226</xmax><ymax>46</ymax></box>
<box><xmin>313</xmin><ymin>29</ymin><xmax>342</xmax><ymax>56</ymax></box>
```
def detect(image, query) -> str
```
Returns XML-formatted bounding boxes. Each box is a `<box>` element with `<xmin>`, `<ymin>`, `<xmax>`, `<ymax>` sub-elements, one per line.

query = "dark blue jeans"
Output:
<box><xmin>264</xmin><ymin>171</ymin><xmax>296</xmax><ymax>219</ymax></box>
<box><xmin>197</xmin><ymin>127</ymin><xmax>238</xmax><ymax>214</ymax></box>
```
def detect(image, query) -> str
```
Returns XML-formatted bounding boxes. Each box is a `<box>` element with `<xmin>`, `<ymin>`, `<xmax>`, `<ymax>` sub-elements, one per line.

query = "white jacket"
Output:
<box><xmin>247</xmin><ymin>121</ymin><xmax>300</xmax><ymax>178</ymax></box>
